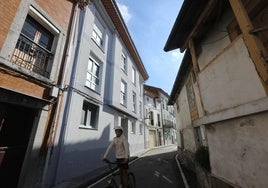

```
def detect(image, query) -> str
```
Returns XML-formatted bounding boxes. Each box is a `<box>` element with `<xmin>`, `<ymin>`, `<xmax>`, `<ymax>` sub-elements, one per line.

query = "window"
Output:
<box><xmin>92</xmin><ymin>17</ymin><xmax>104</xmax><ymax>47</ymax></box>
<box><xmin>11</xmin><ymin>14</ymin><xmax>55</xmax><ymax>77</ymax></box>
<box><xmin>131</xmin><ymin>121</ymin><xmax>136</xmax><ymax>134</ymax></box>
<box><xmin>139</xmin><ymin>124</ymin><xmax>143</xmax><ymax>135</ymax></box>
<box><xmin>80</xmin><ymin>101</ymin><xmax>99</xmax><ymax>129</ymax></box>
<box><xmin>86</xmin><ymin>57</ymin><xmax>100</xmax><ymax>92</ymax></box>
<box><xmin>150</xmin><ymin>111</ymin><xmax>154</xmax><ymax>125</ymax></box>
<box><xmin>131</xmin><ymin>67</ymin><xmax>136</xmax><ymax>85</ymax></box>
<box><xmin>157</xmin><ymin>114</ymin><xmax>161</xmax><ymax>127</ymax></box>
<box><xmin>120</xmin><ymin>80</ymin><xmax>127</xmax><ymax>106</ymax></box>
<box><xmin>121</xmin><ymin>52</ymin><xmax>127</xmax><ymax>72</ymax></box>
<box><xmin>132</xmin><ymin>91</ymin><xmax>136</xmax><ymax>113</ymax></box>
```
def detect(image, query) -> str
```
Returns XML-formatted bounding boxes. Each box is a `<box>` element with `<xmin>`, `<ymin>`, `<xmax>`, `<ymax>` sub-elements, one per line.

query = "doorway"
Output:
<box><xmin>0</xmin><ymin>102</ymin><xmax>37</xmax><ymax>188</ymax></box>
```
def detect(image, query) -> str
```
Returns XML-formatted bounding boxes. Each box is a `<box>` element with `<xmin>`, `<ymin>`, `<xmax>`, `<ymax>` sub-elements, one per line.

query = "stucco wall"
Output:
<box><xmin>176</xmin><ymin>81</ymin><xmax>197</xmax><ymax>152</ymax></box>
<box><xmin>177</xmin><ymin>85</ymin><xmax>192</xmax><ymax>129</ymax></box>
<box><xmin>199</xmin><ymin>38</ymin><xmax>266</xmax><ymax>114</ymax></box>
<box><xmin>206</xmin><ymin>111</ymin><xmax>268</xmax><ymax>187</ymax></box>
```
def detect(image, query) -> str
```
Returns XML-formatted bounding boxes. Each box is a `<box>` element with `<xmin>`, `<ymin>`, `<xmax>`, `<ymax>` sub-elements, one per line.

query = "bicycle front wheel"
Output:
<box><xmin>128</xmin><ymin>172</ymin><xmax>136</xmax><ymax>188</ymax></box>
<box><xmin>106</xmin><ymin>178</ymin><xmax>117</xmax><ymax>188</ymax></box>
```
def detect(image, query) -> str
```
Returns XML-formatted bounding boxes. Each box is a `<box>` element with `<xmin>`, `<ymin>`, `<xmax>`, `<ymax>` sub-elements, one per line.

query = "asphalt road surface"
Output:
<box><xmin>90</xmin><ymin>145</ymin><xmax>186</xmax><ymax>188</ymax></box>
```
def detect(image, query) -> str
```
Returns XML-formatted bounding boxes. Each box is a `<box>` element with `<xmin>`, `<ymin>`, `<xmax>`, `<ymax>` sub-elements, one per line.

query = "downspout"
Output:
<box><xmin>53</xmin><ymin>4</ymin><xmax>87</xmax><ymax>185</ymax></box>
<box><xmin>160</xmin><ymin>97</ymin><xmax>165</xmax><ymax>146</ymax></box>
<box><xmin>42</xmin><ymin>2</ymin><xmax>80</xmax><ymax>187</ymax></box>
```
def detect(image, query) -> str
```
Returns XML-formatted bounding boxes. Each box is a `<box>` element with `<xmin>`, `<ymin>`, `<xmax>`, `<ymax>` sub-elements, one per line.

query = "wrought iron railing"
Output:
<box><xmin>10</xmin><ymin>34</ymin><xmax>53</xmax><ymax>78</ymax></box>
<box><xmin>162</xmin><ymin>119</ymin><xmax>174</xmax><ymax>128</ymax></box>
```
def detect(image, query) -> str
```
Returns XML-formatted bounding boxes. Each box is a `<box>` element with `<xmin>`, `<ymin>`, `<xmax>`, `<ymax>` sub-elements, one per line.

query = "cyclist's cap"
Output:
<box><xmin>114</xmin><ymin>126</ymin><xmax>123</xmax><ymax>131</ymax></box>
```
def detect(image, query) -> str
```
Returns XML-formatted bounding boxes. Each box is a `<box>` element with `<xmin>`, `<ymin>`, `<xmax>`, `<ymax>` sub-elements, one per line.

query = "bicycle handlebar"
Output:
<box><xmin>103</xmin><ymin>159</ymin><xmax>120</xmax><ymax>164</ymax></box>
<box><xmin>103</xmin><ymin>159</ymin><xmax>127</xmax><ymax>165</ymax></box>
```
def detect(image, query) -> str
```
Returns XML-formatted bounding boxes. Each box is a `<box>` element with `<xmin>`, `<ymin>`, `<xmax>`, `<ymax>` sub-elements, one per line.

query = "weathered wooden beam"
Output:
<box><xmin>229</xmin><ymin>0</ymin><xmax>268</xmax><ymax>94</ymax></box>
<box><xmin>182</xmin><ymin>0</ymin><xmax>217</xmax><ymax>51</ymax></box>
<box><xmin>189</xmin><ymin>38</ymin><xmax>206</xmax><ymax>116</ymax></box>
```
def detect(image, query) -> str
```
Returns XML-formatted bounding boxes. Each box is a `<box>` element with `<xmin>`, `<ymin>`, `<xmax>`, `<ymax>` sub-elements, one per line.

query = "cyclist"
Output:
<box><xmin>102</xmin><ymin>126</ymin><xmax>130</xmax><ymax>188</ymax></box>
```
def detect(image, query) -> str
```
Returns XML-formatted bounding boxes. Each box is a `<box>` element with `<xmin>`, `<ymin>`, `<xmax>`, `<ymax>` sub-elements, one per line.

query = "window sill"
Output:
<box><xmin>79</xmin><ymin>125</ymin><xmax>97</xmax><ymax>130</ymax></box>
<box><xmin>91</xmin><ymin>38</ymin><xmax>105</xmax><ymax>53</ymax></box>
<box><xmin>85</xmin><ymin>85</ymin><xmax>100</xmax><ymax>94</ymax></box>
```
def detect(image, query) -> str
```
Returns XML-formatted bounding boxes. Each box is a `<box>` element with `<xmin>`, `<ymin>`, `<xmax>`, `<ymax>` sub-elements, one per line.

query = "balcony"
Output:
<box><xmin>10</xmin><ymin>34</ymin><xmax>53</xmax><ymax>78</ymax></box>
<box><xmin>162</xmin><ymin>119</ymin><xmax>174</xmax><ymax>128</ymax></box>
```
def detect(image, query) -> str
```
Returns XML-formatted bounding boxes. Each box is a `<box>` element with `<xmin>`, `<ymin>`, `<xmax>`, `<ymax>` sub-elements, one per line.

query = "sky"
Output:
<box><xmin>115</xmin><ymin>0</ymin><xmax>184</xmax><ymax>95</ymax></box>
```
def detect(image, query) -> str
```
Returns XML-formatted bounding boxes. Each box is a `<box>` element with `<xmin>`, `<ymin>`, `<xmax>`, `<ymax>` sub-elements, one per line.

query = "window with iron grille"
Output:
<box><xmin>10</xmin><ymin>15</ymin><xmax>54</xmax><ymax>78</ymax></box>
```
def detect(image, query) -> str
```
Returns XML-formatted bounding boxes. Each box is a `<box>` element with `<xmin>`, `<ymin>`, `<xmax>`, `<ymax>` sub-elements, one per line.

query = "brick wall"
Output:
<box><xmin>35</xmin><ymin>0</ymin><xmax>73</xmax><ymax>32</ymax></box>
<box><xmin>0</xmin><ymin>0</ymin><xmax>20</xmax><ymax>51</ymax></box>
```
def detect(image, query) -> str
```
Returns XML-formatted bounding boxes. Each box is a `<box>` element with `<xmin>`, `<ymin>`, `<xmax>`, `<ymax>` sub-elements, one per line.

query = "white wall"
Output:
<box><xmin>207</xmin><ymin>112</ymin><xmax>268</xmax><ymax>187</ymax></box>
<box><xmin>199</xmin><ymin>38</ymin><xmax>266</xmax><ymax>114</ymax></box>
<box><xmin>54</xmin><ymin>1</ymin><xmax>146</xmax><ymax>183</ymax></box>
<box><xmin>195</xmin><ymin>6</ymin><xmax>268</xmax><ymax>187</ymax></box>
<box><xmin>175</xmin><ymin>81</ymin><xmax>197</xmax><ymax>152</ymax></box>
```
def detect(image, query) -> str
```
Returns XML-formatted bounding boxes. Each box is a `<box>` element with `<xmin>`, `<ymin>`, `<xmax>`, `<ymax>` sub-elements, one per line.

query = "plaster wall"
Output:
<box><xmin>55</xmin><ymin>93</ymin><xmax>115</xmax><ymax>182</ymax></box>
<box><xmin>128</xmin><ymin>120</ymin><xmax>145</xmax><ymax>155</ymax></box>
<box><xmin>198</xmin><ymin>9</ymin><xmax>233</xmax><ymax>71</ymax></box>
<box><xmin>54</xmin><ymin>2</ymin><xmax>146</xmax><ymax>183</ymax></box>
<box><xmin>206</xmin><ymin>112</ymin><xmax>268</xmax><ymax>187</ymax></box>
<box><xmin>110</xmin><ymin>36</ymin><xmax>144</xmax><ymax>118</ymax></box>
<box><xmin>176</xmin><ymin>83</ymin><xmax>196</xmax><ymax>152</ymax></box>
<box><xmin>177</xmin><ymin>85</ymin><xmax>191</xmax><ymax>129</ymax></box>
<box><xmin>199</xmin><ymin>38</ymin><xmax>266</xmax><ymax>114</ymax></box>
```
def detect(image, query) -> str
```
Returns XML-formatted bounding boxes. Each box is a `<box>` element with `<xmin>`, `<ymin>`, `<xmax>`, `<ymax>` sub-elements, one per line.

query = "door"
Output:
<box><xmin>149</xmin><ymin>130</ymin><xmax>156</xmax><ymax>148</ymax></box>
<box><xmin>0</xmin><ymin>103</ymin><xmax>37</xmax><ymax>188</ymax></box>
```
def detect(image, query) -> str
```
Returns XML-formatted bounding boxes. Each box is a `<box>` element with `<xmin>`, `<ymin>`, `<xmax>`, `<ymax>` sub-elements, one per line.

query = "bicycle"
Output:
<box><xmin>103</xmin><ymin>159</ymin><xmax>136</xmax><ymax>188</ymax></box>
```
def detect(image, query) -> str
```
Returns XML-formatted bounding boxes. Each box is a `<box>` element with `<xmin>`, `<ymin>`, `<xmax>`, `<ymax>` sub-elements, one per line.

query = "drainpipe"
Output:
<box><xmin>160</xmin><ymin>97</ymin><xmax>165</xmax><ymax>146</ymax></box>
<box><xmin>52</xmin><ymin>5</ymin><xmax>87</xmax><ymax>185</ymax></box>
<box><xmin>42</xmin><ymin>2</ymin><xmax>82</xmax><ymax>187</ymax></box>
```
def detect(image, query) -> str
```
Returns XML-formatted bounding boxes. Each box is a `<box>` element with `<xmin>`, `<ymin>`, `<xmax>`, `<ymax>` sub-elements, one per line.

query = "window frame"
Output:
<box><xmin>132</xmin><ymin>91</ymin><xmax>137</xmax><ymax>113</ymax></box>
<box><xmin>139</xmin><ymin>124</ymin><xmax>143</xmax><ymax>135</ymax></box>
<box><xmin>121</xmin><ymin>51</ymin><xmax>127</xmax><ymax>73</ymax></box>
<box><xmin>10</xmin><ymin>6</ymin><xmax>60</xmax><ymax>79</ymax></box>
<box><xmin>79</xmin><ymin>101</ymin><xmax>99</xmax><ymax>129</ymax></box>
<box><xmin>92</xmin><ymin>17</ymin><xmax>105</xmax><ymax>49</ymax></box>
<box><xmin>85</xmin><ymin>56</ymin><xmax>101</xmax><ymax>92</ymax></box>
<box><xmin>131</xmin><ymin>67</ymin><xmax>136</xmax><ymax>85</ymax></box>
<box><xmin>120</xmin><ymin>80</ymin><xmax>127</xmax><ymax>106</ymax></box>
<box><xmin>131</xmin><ymin>121</ymin><xmax>136</xmax><ymax>134</ymax></box>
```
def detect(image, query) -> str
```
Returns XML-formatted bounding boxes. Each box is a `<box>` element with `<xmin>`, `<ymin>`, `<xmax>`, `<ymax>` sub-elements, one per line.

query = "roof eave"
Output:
<box><xmin>101</xmin><ymin>0</ymin><xmax>149</xmax><ymax>80</ymax></box>
<box><xmin>164</xmin><ymin>0</ymin><xmax>210</xmax><ymax>52</ymax></box>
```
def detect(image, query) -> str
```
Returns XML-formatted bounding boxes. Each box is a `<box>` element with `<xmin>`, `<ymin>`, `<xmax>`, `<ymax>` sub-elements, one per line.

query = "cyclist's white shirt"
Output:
<box><xmin>104</xmin><ymin>135</ymin><xmax>129</xmax><ymax>159</ymax></box>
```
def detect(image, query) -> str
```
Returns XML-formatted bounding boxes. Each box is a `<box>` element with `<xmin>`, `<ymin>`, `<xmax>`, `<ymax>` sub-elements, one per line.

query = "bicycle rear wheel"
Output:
<box><xmin>128</xmin><ymin>172</ymin><xmax>136</xmax><ymax>188</ymax></box>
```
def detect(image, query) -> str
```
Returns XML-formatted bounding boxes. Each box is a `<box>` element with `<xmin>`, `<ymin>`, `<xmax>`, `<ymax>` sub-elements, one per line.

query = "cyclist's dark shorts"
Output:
<box><xmin>116</xmin><ymin>158</ymin><xmax>129</xmax><ymax>169</ymax></box>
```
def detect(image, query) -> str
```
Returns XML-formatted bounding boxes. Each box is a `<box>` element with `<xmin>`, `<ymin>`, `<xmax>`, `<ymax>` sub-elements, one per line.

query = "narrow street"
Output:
<box><xmin>89</xmin><ymin>145</ymin><xmax>186</xmax><ymax>188</ymax></box>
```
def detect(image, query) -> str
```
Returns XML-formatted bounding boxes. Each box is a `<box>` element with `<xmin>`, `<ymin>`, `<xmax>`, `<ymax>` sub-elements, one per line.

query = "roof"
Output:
<box><xmin>101</xmin><ymin>0</ymin><xmax>149</xmax><ymax>80</ymax></box>
<box><xmin>165</xmin><ymin>0</ymin><xmax>229</xmax><ymax>104</ymax></box>
<box><xmin>164</xmin><ymin>0</ymin><xmax>228</xmax><ymax>52</ymax></box>
<box><xmin>168</xmin><ymin>50</ymin><xmax>192</xmax><ymax>105</ymax></box>
<box><xmin>144</xmin><ymin>84</ymin><xmax>170</xmax><ymax>98</ymax></box>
